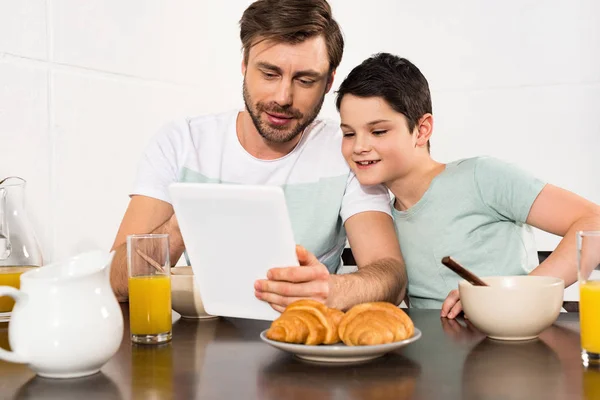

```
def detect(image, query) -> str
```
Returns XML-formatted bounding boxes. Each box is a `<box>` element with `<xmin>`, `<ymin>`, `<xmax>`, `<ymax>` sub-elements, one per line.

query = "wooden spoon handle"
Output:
<box><xmin>135</xmin><ymin>248</ymin><xmax>166</xmax><ymax>274</ymax></box>
<box><xmin>441</xmin><ymin>256</ymin><xmax>488</xmax><ymax>286</ymax></box>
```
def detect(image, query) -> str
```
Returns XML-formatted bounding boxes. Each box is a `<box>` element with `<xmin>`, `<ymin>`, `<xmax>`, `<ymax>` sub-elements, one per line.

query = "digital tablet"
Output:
<box><xmin>168</xmin><ymin>183</ymin><xmax>299</xmax><ymax>321</ymax></box>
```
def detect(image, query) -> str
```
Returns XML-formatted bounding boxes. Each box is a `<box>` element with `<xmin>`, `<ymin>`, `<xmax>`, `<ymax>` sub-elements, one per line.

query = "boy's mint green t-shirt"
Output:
<box><xmin>393</xmin><ymin>157</ymin><xmax>546</xmax><ymax>309</ymax></box>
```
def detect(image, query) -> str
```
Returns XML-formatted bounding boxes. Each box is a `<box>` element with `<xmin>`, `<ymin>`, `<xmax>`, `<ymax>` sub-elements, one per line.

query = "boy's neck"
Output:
<box><xmin>387</xmin><ymin>157</ymin><xmax>446</xmax><ymax>212</ymax></box>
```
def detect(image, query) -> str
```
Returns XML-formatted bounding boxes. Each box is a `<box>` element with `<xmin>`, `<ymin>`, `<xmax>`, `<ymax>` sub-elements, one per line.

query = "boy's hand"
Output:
<box><xmin>254</xmin><ymin>245</ymin><xmax>330</xmax><ymax>313</ymax></box>
<box><xmin>441</xmin><ymin>289</ymin><xmax>464</xmax><ymax>319</ymax></box>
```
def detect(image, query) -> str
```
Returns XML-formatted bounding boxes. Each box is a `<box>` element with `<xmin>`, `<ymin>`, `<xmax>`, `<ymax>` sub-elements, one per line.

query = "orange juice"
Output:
<box><xmin>580</xmin><ymin>281</ymin><xmax>600</xmax><ymax>354</ymax></box>
<box><xmin>131</xmin><ymin>342</ymin><xmax>173</xmax><ymax>398</ymax></box>
<box><xmin>0</xmin><ymin>266</ymin><xmax>36</xmax><ymax>313</ymax></box>
<box><xmin>129</xmin><ymin>275</ymin><xmax>172</xmax><ymax>335</ymax></box>
<box><xmin>0</xmin><ymin>323</ymin><xmax>9</xmax><ymax>351</ymax></box>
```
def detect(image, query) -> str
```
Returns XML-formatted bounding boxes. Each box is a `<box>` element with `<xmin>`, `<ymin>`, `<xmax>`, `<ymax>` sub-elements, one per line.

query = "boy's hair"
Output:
<box><xmin>239</xmin><ymin>0</ymin><xmax>344</xmax><ymax>73</ymax></box>
<box><xmin>336</xmin><ymin>53</ymin><xmax>432</xmax><ymax>150</ymax></box>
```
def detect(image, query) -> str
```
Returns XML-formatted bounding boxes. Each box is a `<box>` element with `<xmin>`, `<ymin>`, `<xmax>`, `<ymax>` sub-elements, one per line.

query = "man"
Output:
<box><xmin>110</xmin><ymin>0</ymin><xmax>407</xmax><ymax>312</ymax></box>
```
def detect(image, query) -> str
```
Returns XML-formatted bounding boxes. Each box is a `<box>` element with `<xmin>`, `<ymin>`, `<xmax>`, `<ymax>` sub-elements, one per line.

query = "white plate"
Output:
<box><xmin>260</xmin><ymin>328</ymin><xmax>422</xmax><ymax>363</ymax></box>
<box><xmin>180</xmin><ymin>314</ymin><xmax>219</xmax><ymax>320</ymax></box>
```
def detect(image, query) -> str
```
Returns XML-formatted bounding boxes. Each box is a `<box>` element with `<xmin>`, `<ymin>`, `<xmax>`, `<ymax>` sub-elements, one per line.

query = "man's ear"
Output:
<box><xmin>325</xmin><ymin>70</ymin><xmax>336</xmax><ymax>93</ymax></box>
<box><xmin>415</xmin><ymin>114</ymin><xmax>434</xmax><ymax>148</ymax></box>
<box><xmin>241</xmin><ymin>56</ymin><xmax>247</xmax><ymax>76</ymax></box>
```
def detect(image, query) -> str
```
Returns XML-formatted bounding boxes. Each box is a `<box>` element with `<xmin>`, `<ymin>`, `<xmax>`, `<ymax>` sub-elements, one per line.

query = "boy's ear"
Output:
<box><xmin>415</xmin><ymin>114</ymin><xmax>434</xmax><ymax>148</ymax></box>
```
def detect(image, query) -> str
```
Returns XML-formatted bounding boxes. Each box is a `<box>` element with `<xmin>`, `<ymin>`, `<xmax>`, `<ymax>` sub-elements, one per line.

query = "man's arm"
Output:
<box><xmin>255</xmin><ymin>211</ymin><xmax>407</xmax><ymax>311</ymax></box>
<box><xmin>328</xmin><ymin>211</ymin><xmax>407</xmax><ymax>310</ymax></box>
<box><xmin>110</xmin><ymin>195</ymin><xmax>185</xmax><ymax>302</ymax></box>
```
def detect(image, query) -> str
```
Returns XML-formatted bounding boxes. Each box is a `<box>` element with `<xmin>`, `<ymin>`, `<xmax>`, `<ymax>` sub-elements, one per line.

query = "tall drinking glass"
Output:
<box><xmin>127</xmin><ymin>234</ymin><xmax>172</xmax><ymax>344</ymax></box>
<box><xmin>578</xmin><ymin>231</ymin><xmax>600</xmax><ymax>367</ymax></box>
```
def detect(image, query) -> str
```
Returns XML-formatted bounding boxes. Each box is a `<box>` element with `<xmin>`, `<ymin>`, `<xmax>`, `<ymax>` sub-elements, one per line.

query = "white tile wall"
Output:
<box><xmin>50</xmin><ymin>68</ymin><xmax>233</xmax><ymax>260</ymax></box>
<box><xmin>0</xmin><ymin>58</ymin><xmax>51</xmax><ymax>260</ymax></box>
<box><xmin>0</xmin><ymin>1</ymin><xmax>598</xmax><ymax>303</ymax></box>
<box><xmin>51</xmin><ymin>0</ymin><xmax>247</xmax><ymax>86</ymax></box>
<box><xmin>0</xmin><ymin>0</ymin><xmax>47</xmax><ymax>60</ymax></box>
<box><xmin>329</xmin><ymin>0</ymin><xmax>600</xmax><ymax>91</ymax></box>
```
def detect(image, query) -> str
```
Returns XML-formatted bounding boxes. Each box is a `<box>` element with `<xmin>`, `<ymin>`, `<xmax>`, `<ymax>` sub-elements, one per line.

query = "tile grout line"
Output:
<box><xmin>4</xmin><ymin>50</ymin><xmax>598</xmax><ymax>93</ymax></box>
<box><xmin>46</xmin><ymin>0</ymin><xmax>56</xmax><ymax>263</ymax></box>
<box><xmin>0</xmin><ymin>52</ymin><xmax>206</xmax><ymax>91</ymax></box>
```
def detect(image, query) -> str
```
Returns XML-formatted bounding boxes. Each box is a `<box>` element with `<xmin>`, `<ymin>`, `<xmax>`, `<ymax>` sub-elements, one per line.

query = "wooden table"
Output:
<box><xmin>0</xmin><ymin>305</ymin><xmax>595</xmax><ymax>399</ymax></box>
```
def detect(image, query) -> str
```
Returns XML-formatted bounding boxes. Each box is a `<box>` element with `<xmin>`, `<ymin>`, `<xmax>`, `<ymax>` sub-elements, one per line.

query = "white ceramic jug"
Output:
<box><xmin>0</xmin><ymin>250</ymin><xmax>123</xmax><ymax>378</ymax></box>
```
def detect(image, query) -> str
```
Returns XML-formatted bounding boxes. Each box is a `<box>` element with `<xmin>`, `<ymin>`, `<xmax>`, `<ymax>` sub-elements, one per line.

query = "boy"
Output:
<box><xmin>336</xmin><ymin>53</ymin><xmax>600</xmax><ymax>317</ymax></box>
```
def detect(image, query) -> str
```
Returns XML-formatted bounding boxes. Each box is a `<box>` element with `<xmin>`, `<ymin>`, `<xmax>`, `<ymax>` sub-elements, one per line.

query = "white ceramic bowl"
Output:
<box><xmin>171</xmin><ymin>266</ymin><xmax>217</xmax><ymax>319</ymax></box>
<box><xmin>459</xmin><ymin>276</ymin><xmax>564</xmax><ymax>341</ymax></box>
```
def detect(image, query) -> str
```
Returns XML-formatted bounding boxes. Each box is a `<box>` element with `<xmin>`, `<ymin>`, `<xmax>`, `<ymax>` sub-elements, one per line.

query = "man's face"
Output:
<box><xmin>242</xmin><ymin>36</ymin><xmax>333</xmax><ymax>143</ymax></box>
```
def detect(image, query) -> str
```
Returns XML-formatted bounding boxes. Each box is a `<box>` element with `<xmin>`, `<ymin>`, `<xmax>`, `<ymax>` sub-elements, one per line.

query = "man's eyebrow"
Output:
<box><xmin>256</xmin><ymin>62</ymin><xmax>324</xmax><ymax>79</ymax></box>
<box><xmin>256</xmin><ymin>62</ymin><xmax>282</xmax><ymax>74</ymax></box>
<box><xmin>294</xmin><ymin>70</ymin><xmax>323</xmax><ymax>79</ymax></box>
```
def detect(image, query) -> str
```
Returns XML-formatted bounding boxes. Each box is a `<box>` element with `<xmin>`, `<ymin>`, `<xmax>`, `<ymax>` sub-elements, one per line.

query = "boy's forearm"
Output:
<box><xmin>530</xmin><ymin>213</ymin><xmax>600</xmax><ymax>287</ymax></box>
<box><xmin>328</xmin><ymin>258</ymin><xmax>407</xmax><ymax>311</ymax></box>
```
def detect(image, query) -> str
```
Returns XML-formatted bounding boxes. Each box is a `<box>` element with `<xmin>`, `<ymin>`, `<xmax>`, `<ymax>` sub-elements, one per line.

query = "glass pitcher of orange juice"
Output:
<box><xmin>0</xmin><ymin>177</ymin><xmax>43</xmax><ymax>320</ymax></box>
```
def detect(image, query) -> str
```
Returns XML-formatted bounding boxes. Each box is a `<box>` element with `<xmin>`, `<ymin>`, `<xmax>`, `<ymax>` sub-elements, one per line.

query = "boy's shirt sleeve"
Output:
<box><xmin>473</xmin><ymin>157</ymin><xmax>547</xmax><ymax>223</ymax></box>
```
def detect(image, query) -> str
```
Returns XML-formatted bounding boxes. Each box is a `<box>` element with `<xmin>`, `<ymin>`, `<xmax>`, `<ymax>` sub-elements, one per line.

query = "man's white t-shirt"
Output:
<box><xmin>132</xmin><ymin>110</ymin><xmax>391</xmax><ymax>272</ymax></box>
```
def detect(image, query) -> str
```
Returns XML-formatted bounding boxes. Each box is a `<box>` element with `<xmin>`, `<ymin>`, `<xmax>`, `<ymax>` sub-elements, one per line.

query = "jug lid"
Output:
<box><xmin>0</xmin><ymin>177</ymin><xmax>25</xmax><ymax>187</ymax></box>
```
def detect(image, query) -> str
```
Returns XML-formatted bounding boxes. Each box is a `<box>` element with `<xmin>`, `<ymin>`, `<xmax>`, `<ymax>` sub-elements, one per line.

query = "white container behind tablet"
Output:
<box><xmin>169</xmin><ymin>183</ymin><xmax>299</xmax><ymax>321</ymax></box>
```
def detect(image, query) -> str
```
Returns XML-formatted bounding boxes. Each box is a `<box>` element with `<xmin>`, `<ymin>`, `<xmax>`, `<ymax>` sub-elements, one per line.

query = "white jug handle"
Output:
<box><xmin>0</xmin><ymin>286</ymin><xmax>28</xmax><ymax>364</ymax></box>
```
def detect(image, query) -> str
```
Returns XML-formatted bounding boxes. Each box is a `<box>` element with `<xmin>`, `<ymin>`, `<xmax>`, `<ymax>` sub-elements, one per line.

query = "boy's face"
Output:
<box><xmin>242</xmin><ymin>36</ymin><xmax>334</xmax><ymax>143</ymax></box>
<box><xmin>340</xmin><ymin>95</ymin><xmax>419</xmax><ymax>186</ymax></box>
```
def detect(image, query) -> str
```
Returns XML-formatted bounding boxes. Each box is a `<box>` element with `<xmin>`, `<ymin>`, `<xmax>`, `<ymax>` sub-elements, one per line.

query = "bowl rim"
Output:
<box><xmin>458</xmin><ymin>275</ymin><xmax>565</xmax><ymax>289</ymax></box>
<box><xmin>171</xmin><ymin>266</ymin><xmax>194</xmax><ymax>276</ymax></box>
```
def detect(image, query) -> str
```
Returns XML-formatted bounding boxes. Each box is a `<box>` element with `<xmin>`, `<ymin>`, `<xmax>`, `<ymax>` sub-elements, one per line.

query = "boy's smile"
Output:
<box><xmin>354</xmin><ymin>159</ymin><xmax>381</xmax><ymax>169</ymax></box>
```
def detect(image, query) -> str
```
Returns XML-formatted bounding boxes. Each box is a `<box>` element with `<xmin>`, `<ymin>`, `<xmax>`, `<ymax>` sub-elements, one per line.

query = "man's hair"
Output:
<box><xmin>239</xmin><ymin>0</ymin><xmax>344</xmax><ymax>73</ymax></box>
<box><xmin>336</xmin><ymin>53</ymin><xmax>432</xmax><ymax>150</ymax></box>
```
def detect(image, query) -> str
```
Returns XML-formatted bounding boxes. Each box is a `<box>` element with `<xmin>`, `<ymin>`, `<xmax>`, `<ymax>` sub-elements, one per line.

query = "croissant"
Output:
<box><xmin>266</xmin><ymin>299</ymin><xmax>344</xmax><ymax>345</ymax></box>
<box><xmin>338</xmin><ymin>302</ymin><xmax>414</xmax><ymax>346</ymax></box>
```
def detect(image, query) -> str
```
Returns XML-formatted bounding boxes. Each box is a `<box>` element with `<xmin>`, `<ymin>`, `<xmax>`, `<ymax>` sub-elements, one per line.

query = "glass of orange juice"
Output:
<box><xmin>127</xmin><ymin>234</ymin><xmax>172</xmax><ymax>345</ymax></box>
<box><xmin>578</xmin><ymin>231</ymin><xmax>600</xmax><ymax>367</ymax></box>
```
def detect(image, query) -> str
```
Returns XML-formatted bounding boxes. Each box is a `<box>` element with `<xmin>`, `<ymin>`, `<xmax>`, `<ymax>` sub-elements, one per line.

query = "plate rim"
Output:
<box><xmin>260</xmin><ymin>327</ymin><xmax>422</xmax><ymax>356</ymax></box>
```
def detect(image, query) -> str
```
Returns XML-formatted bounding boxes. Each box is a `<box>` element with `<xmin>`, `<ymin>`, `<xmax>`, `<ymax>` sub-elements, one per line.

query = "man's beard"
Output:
<box><xmin>242</xmin><ymin>79</ymin><xmax>325</xmax><ymax>144</ymax></box>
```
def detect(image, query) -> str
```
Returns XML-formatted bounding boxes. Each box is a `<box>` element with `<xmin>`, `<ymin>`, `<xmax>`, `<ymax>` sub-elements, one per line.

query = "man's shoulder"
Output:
<box><xmin>303</xmin><ymin>116</ymin><xmax>342</xmax><ymax>144</ymax></box>
<box><xmin>146</xmin><ymin>110</ymin><xmax>237</xmax><ymax>157</ymax></box>
<box><xmin>186</xmin><ymin>109</ymin><xmax>238</xmax><ymax>133</ymax></box>
<box><xmin>155</xmin><ymin>110</ymin><xmax>236</xmax><ymax>136</ymax></box>
<box><xmin>308</xmin><ymin>116</ymin><xmax>341</xmax><ymax>134</ymax></box>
